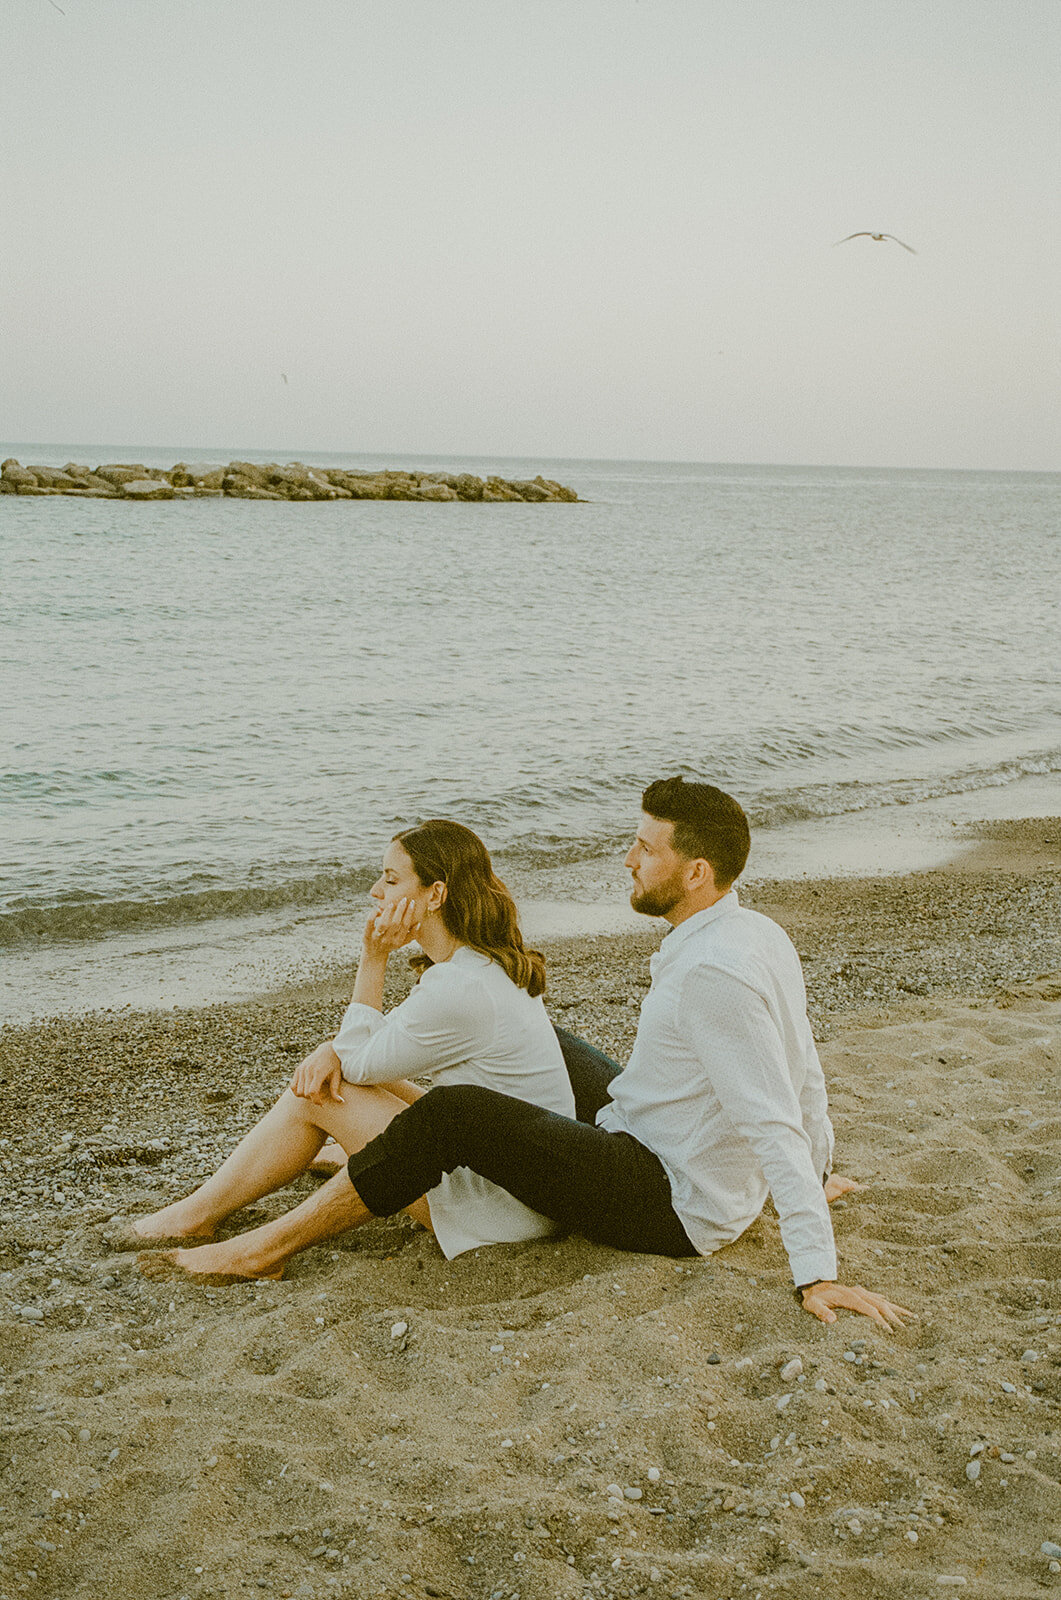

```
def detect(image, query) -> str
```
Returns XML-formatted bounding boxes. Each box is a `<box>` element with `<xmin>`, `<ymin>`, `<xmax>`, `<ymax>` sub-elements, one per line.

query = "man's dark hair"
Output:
<box><xmin>641</xmin><ymin>776</ymin><xmax>750</xmax><ymax>888</ymax></box>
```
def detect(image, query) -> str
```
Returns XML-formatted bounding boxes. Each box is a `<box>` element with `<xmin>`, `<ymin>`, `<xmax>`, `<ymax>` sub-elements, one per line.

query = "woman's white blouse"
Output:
<box><xmin>331</xmin><ymin>946</ymin><xmax>575</xmax><ymax>1258</ymax></box>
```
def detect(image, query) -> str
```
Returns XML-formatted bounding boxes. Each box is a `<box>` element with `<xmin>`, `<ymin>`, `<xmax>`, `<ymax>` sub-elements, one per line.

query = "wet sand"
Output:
<box><xmin>1</xmin><ymin>817</ymin><xmax>1060</xmax><ymax>1599</ymax></box>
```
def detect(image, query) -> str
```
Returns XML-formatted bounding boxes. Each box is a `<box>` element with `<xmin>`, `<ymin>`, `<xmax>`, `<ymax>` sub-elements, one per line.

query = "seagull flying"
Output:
<box><xmin>835</xmin><ymin>232</ymin><xmax>917</xmax><ymax>254</ymax></box>
<box><xmin>280</xmin><ymin>372</ymin><xmax>288</xmax><ymax>385</ymax></box>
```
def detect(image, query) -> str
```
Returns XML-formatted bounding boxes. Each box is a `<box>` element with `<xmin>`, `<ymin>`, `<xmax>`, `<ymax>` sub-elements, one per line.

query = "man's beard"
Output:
<box><xmin>630</xmin><ymin>869</ymin><xmax>686</xmax><ymax>918</ymax></box>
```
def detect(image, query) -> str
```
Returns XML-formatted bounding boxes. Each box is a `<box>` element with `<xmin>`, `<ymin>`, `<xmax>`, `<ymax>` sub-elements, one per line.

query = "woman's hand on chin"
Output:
<box><xmin>362</xmin><ymin>897</ymin><xmax>422</xmax><ymax>959</ymax></box>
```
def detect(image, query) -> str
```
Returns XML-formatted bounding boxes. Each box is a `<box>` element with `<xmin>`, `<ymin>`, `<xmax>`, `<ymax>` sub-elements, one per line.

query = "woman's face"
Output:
<box><xmin>370</xmin><ymin>841</ymin><xmax>430</xmax><ymax>919</ymax></box>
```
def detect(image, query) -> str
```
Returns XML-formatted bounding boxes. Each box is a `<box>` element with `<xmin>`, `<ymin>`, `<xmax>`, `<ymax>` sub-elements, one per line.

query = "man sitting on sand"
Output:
<box><xmin>141</xmin><ymin>777</ymin><xmax>911</xmax><ymax>1330</ymax></box>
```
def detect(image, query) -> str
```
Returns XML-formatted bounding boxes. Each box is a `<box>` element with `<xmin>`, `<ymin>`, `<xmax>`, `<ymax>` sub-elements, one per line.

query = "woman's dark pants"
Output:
<box><xmin>346</xmin><ymin>1026</ymin><xmax>698</xmax><ymax>1257</ymax></box>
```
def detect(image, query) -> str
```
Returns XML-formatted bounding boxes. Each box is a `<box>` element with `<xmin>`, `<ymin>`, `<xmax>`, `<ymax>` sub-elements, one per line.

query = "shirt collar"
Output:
<box><xmin>448</xmin><ymin>944</ymin><xmax>491</xmax><ymax>969</ymax></box>
<box><xmin>653</xmin><ymin>888</ymin><xmax>740</xmax><ymax>963</ymax></box>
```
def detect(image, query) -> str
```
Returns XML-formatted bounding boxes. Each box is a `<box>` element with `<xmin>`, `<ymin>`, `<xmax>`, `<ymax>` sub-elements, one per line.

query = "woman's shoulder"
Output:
<box><xmin>409</xmin><ymin>948</ymin><xmax>495</xmax><ymax>1016</ymax></box>
<box><xmin>419</xmin><ymin>946</ymin><xmax>538</xmax><ymax>1009</ymax></box>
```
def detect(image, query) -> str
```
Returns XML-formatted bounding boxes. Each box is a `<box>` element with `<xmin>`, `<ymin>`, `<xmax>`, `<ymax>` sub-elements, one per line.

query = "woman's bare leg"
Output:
<box><xmin>131</xmin><ymin>1083</ymin><xmax>425</xmax><ymax>1243</ymax></box>
<box><xmin>309</xmin><ymin>1079</ymin><xmax>424</xmax><ymax>1174</ymax></box>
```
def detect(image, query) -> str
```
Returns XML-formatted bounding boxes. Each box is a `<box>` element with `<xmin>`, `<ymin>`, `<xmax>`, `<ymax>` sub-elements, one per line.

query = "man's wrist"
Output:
<box><xmin>794</xmin><ymin>1279</ymin><xmax>832</xmax><ymax>1302</ymax></box>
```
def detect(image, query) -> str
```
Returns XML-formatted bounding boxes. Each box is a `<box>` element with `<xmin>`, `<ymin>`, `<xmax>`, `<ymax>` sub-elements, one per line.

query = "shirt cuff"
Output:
<box><xmin>786</xmin><ymin>1246</ymin><xmax>838</xmax><ymax>1289</ymax></box>
<box><xmin>333</xmin><ymin>1002</ymin><xmax>385</xmax><ymax>1079</ymax></box>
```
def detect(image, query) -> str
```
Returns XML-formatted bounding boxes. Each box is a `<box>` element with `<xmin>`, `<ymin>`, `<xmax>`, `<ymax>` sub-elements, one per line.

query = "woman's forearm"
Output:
<box><xmin>351</xmin><ymin>946</ymin><xmax>388</xmax><ymax>1011</ymax></box>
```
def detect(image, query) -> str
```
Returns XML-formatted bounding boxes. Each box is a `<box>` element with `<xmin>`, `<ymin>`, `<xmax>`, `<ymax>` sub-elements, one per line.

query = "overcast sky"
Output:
<box><xmin>2</xmin><ymin>0</ymin><xmax>1058</xmax><ymax>469</ymax></box>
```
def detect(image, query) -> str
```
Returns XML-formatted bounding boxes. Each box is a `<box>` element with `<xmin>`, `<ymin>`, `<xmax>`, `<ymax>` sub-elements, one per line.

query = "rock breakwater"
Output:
<box><xmin>0</xmin><ymin>458</ymin><xmax>580</xmax><ymax>502</ymax></box>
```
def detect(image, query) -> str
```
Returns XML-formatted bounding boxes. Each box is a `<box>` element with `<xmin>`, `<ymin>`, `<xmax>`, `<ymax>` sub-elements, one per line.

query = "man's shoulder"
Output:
<box><xmin>678</xmin><ymin>902</ymin><xmax>801</xmax><ymax>981</ymax></box>
<box><xmin>692</xmin><ymin>900</ymin><xmax>795</xmax><ymax>951</ymax></box>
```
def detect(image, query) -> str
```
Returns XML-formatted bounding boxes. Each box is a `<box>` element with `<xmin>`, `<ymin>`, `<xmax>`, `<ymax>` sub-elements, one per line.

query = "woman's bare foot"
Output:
<box><xmin>107</xmin><ymin>1200</ymin><xmax>218</xmax><ymax>1252</ymax></box>
<box><xmin>825</xmin><ymin>1173</ymin><xmax>861</xmax><ymax>1204</ymax></box>
<box><xmin>138</xmin><ymin>1239</ymin><xmax>284</xmax><ymax>1284</ymax></box>
<box><xmin>307</xmin><ymin>1139</ymin><xmax>348</xmax><ymax>1177</ymax></box>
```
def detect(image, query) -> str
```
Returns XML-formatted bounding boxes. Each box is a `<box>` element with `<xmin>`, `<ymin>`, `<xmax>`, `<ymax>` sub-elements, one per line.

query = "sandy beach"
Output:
<box><xmin>2</xmin><ymin>816</ymin><xmax>1060</xmax><ymax>1600</ymax></box>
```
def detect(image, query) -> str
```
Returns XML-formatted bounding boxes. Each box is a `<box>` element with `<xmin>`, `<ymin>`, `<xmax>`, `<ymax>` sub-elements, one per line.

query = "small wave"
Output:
<box><xmin>0</xmin><ymin>866</ymin><xmax>375</xmax><ymax>948</ymax></box>
<box><xmin>747</xmin><ymin>746</ymin><xmax>1061</xmax><ymax>828</ymax></box>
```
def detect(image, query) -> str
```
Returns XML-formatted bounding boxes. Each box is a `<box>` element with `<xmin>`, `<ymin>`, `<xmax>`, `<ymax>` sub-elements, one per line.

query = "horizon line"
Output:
<box><xmin>2</xmin><ymin>441</ymin><xmax>1058</xmax><ymax>477</ymax></box>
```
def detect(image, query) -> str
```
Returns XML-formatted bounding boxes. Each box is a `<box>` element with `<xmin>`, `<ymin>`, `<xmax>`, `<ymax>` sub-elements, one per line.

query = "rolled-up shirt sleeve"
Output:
<box><xmin>333</xmin><ymin>965</ymin><xmax>490</xmax><ymax>1086</ymax></box>
<box><xmin>680</xmin><ymin>966</ymin><xmax>838</xmax><ymax>1287</ymax></box>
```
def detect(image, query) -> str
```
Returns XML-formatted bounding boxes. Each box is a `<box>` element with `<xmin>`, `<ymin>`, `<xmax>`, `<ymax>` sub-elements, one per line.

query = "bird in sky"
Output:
<box><xmin>280</xmin><ymin>372</ymin><xmax>288</xmax><ymax>385</ymax></box>
<box><xmin>835</xmin><ymin>232</ymin><xmax>917</xmax><ymax>254</ymax></box>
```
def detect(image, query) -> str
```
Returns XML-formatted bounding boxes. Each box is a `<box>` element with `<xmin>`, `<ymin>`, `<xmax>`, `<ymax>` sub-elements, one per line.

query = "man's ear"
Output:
<box><xmin>687</xmin><ymin>857</ymin><xmax>717</xmax><ymax>893</ymax></box>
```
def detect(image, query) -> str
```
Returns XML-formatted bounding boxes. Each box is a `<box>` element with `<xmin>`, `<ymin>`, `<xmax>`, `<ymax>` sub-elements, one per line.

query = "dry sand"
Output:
<box><xmin>1</xmin><ymin>817</ymin><xmax>1060</xmax><ymax>1600</ymax></box>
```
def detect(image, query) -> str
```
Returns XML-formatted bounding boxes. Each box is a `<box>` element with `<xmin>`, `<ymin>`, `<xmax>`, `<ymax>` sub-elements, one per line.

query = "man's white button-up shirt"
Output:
<box><xmin>597</xmin><ymin>890</ymin><xmax>837</xmax><ymax>1286</ymax></box>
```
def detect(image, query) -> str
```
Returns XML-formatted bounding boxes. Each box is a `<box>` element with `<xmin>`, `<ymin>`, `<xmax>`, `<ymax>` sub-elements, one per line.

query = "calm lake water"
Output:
<box><xmin>2</xmin><ymin>447</ymin><xmax>1059</xmax><ymax>952</ymax></box>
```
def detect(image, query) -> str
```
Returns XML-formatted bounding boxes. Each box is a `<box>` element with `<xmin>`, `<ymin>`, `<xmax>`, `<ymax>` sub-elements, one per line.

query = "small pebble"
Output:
<box><xmin>706</xmin><ymin>1351</ymin><xmax>721</xmax><ymax>1364</ymax></box>
<box><xmin>965</xmin><ymin>1460</ymin><xmax>981</xmax><ymax>1482</ymax></box>
<box><xmin>814</xmin><ymin>1377</ymin><xmax>827</xmax><ymax>1392</ymax></box>
<box><xmin>1021</xmin><ymin>1350</ymin><xmax>1040</xmax><ymax>1362</ymax></box>
<box><xmin>390</xmin><ymin>1321</ymin><xmax>408</xmax><ymax>1339</ymax></box>
<box><xmin>780</xmin><ymin>1357</ymin><xmax>803</xmax><ymax>1382</ymax></box>
<box><xmin>500</xmin><ymin>1438</ymin><xmax>513</xmax><ymax>1449</ymax></box>
<box><xmin>906</xmin><ymin>1530</ymin><xmax>918</xmax><ymax>1544</ymax></box>
<box><xmin>1001</xmin><ymin>1382</ymin><xmax>1017</xmax><ymax>1394</ymax></box>
<box><xmin>1050</xmin><ymin>1561</ymin><xmax>1061</xmax><ymax>1576</ymax></box>
<box><xmin>623</xmin><ymin>1486</ymin><xmax>642</xmax><ymax>1501</ymax></box>
<box><xmin>790</xmin><ymin>1491</ymin><xmax>805</xmax><ymax>1509</ymax></box>
<box><xmin>647</xmin><ymin>1467</ymin><xmax>660</xmax><ymax>1482</ymax></box>
<box><xmin>1042</xmin><ymin>1541</ymin><xmax>1061</xmax><ymax>1560</ymax></box>
<box><xmin>776</xmin><ymin>1393</ymin><xmax>793</xmax><ymax>1411</ymax></box>
<box><xmin>78</xmin><ymin>1429</ymin><xmax>91</xmax><ymax>1443</ymax></box>
<box><xmin>19</xmin><ymin>1307</ymin><xmax>45</xmax><ymax>1322</ymax></box>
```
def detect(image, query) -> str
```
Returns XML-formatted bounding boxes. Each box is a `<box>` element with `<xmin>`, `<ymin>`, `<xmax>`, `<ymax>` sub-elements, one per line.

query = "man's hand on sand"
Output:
<box><xmin>800</xmin><ymin>1280</ymin><xmax>915</xmax><ymax>1330</ymax></box>
<box><xmin>824</xmin><ymin>1173</ymin><xmax>860</xmax><ymax>1204</ymax></box>
<box><xmin>290</xmin><ymin>1041</ymin><xmax>345</xmax><ymax>1106</ymax></box>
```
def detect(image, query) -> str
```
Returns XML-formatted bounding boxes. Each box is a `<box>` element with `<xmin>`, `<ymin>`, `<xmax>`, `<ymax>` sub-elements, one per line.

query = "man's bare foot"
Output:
<box><xmin>137</xmin><ymin>1239</ymin><xmax>284</xmax><ymax>1284</ymax></box>
<box><xmin>825</xmin><ymin>1173</ymin><xmax>860</xmax><ymax>1204</ymax></box>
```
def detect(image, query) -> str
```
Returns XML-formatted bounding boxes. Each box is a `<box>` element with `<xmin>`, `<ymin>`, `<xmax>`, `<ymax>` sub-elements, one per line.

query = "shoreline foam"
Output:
<box><xmin>3</xmin><ymin>771</ymin><xmax>1059</xmax><ymax>1027</ymax></box>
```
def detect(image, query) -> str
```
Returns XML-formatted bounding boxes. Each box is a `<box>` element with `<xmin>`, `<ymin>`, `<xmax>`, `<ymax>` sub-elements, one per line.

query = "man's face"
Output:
<box><xmin>624</xmin><ymin>814</ymin><xmax>691</xmax><ymax>918</ymax></box>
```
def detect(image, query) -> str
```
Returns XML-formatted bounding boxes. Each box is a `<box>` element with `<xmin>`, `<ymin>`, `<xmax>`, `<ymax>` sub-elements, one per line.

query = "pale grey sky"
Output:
<box><xmin>2</xmin><ymin>0</ymin><xmax>1058</xmax><ymax>468</ymax></box>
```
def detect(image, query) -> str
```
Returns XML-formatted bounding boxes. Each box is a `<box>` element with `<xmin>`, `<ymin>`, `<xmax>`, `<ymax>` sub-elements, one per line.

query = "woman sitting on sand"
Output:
<box><xmin>118</xmin><ymin>820</ymin><xmax>576</xmax><ymax>1263</ymax></box>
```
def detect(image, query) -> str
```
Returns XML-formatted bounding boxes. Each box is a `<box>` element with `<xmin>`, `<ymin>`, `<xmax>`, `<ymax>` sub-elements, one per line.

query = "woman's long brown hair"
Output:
<box><xmin>394</xmin><ymin>819</ymin><xmax>546</xmax><ymax>997</ymax></box>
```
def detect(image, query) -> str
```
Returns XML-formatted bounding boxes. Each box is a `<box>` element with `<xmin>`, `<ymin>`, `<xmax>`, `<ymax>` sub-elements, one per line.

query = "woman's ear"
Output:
<box><xmin>426</xmin><ymin>880</ymin><xmax>448</xmax><ymax>913</ymax></box>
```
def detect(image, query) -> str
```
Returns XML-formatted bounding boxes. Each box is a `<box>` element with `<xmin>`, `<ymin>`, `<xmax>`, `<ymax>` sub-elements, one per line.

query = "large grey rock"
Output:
<box><xmin>225</xmin><ymin>460</ymin><xmax>271</xmax><ymax>488</ymax></box>
<box><xmin>484</xmin><ymin>478</ymin><xmax>524</xmax><ymax>501</ymax></box>
<box><xmin>171</xmin><ymin>463</ymin><xmax>226</xmax><ymax>488</ymax></box>
<box><xmin>1</xmin><ymin>461</ymin><xmax>38</xmax><ymax>487</ymax></box>
<box><xmin>120</xmin><ymin>479</ymin><xmax>175</xmax><ymax>501</ymax></box>
<box><xmin>410</xmin><ymin>482</ymin><xmax>459</xmax><ymax>501</ymax></box>
<box><xmin>449</xmin><ymin>473</ymin><xmax>485</xmax><ymax>500</ymax></box>
<box><xmin>27</xmin><ymin>466</ymin><xmax>81</xmax><ymax>490</ymax></box>
<box><xmin>95</xmin><ymin>464</ymin><xmax>154</xmax><ymax>486</ymax></box>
